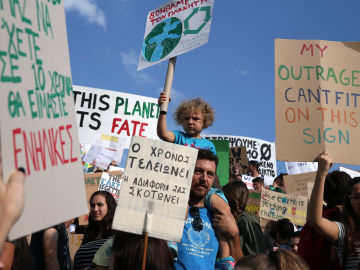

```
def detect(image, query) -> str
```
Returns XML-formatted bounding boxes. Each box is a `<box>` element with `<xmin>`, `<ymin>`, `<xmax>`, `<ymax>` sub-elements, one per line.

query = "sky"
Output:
<box><xmin>63</xmin><ymin>0</ymin><xmax>360</xmax><ymax>173</ymax></box>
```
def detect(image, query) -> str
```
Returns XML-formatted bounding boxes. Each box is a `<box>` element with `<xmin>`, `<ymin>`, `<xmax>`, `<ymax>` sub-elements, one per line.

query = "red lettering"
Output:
<box><xmin>118</xmin><ymin>119</ymin><xmax>130</xmax><ymax>136</ymax></box>
<box><xmin>12</xmin><ymin>128</ymin><xmax>22</xmax><ymax>171</ymax></box>
<box><xmin>316</xmin><ymin>44</ymin><xmax>328</xmax><ymax>58</ymax></box>
<box><xmin>111</xmin><ymin>118</ymin><xmax>121</xmax><ymax>133</ymax></box>
<box><xmin>66</xmin><ymin>124</ymin><xmax>78</xmax><ymax>163</ymax></box>
<box><xmin>139</xmin><ymin>122</ymin><xmax>148</xmax><ymax>137</ymax></box>
<box><xmin>300</xmin><ymin>44</ymin><xmax>313</xmax><ymax>56</ymax></box>
<box><xmin>131</xmin><ymin>120</ymin><xmax>140</xmax><ymax>136</ymax></box>
<box><xmin>50</xmin><ymin>128</ymin><xmax>64</xmax><ymax>164</ymax></box>
<box><xmin>59</xmin><ymin>126</ymin><xmax>69</xmax><ymax>164</ymax></box>
<box><xmin>23</xmin><ymin>130</ymin><xmax>38</xmax><ymax>176</ymax></box>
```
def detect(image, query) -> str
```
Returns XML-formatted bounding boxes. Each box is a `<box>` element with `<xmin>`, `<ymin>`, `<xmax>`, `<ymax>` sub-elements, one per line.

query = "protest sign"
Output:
<box><xmin>275</xmin><ymin>39</ymin><xmax>360</xmax><ymax>165</ymax></box>
<box><xmin>242</xmin><ymin>175</ymin><xmax>254</xmax><ymax>190</ymax></box>
<box><xmin>246</xmin><ymin>190</ymin><xmax>261</xmax><ymax>217</ymax></box>
<box><xmin>205</xmin><ymin>134</ymin><xmax>277</xmax><ymax>185</ymax></box>
<box><xmin>98</xmin><ymin>172</ymin><xmax>123</xmax><ymax>201</ymax></box>
<box><xmin>285</xmin><ymin>161</ymin><xmax>318</xmax><ymax>175</ymax></box>
<box><xmin>73</xmin><ymin>85</ymin><xmax>159</xmax><ymax>148</ymax></box>
<box><xmin>138</xmin><ymin>0</ymin><xmax>214</xmax><ymax>70</ymax></box>
<box><xmin>307</xmin><ymin>182</ymin><xmax>314</xmax><ymax>200</ymax></box>
<box><xmin>283</xmin><ymin>172</ymin><xmax>316</xmax><ymax>197</ymax></box>
<box><xmin>0</xmin><ymin>1</ymin><xmax>87</xmax><ymax>239</ymax></box>
<box><xmin>113</xmin><ymin>136</ymin><xmax>198</xmax><ymax>241</ymax></box>
<box><xmin>340</xmin><ymin>166</ymin><xmax>360</xmax><ymax>178</ymax></box>
<box><xmin>229</xmin><ymin>146</ymin><xmax>248</xmax><ymax>176</ymax></box>
<box><xmin>69</xmin><ymin>234</ymin><xmax>83</xmax><ymax>263</ymax></box>
<box><xmin>211</xmin><ymin>140</ymin><xmax>229</xmax><ymax>186</ymax></box>
<box><xmin>260</xmin><ymin>189</ymin><xmax>307</xmax><ymax>226</ymax></box>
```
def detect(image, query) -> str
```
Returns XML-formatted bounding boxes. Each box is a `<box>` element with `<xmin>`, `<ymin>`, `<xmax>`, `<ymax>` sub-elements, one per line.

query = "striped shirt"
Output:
<box><xmin>74</xmin><ymin>237</ymin><xmax>111</xmax><ymax>270</ymax></box>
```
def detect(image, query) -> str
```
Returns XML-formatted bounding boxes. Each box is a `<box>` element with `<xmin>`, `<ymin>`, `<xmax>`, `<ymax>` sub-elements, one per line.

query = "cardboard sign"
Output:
<box><xmin>98</xmin><ymin>172</ymin><xmax>122</xmax><ymax>201</ymax></box>
<box><xmin>0</xmin><ymin>1</ymin><xmax>87</xmax><ymax>239</ymax></box>
<box><xmin>340</xmin><ymin>166</ymin><xmax>360</xmax><ymax>178</ymax></box>
<box><xmin>205</xmin><ymin>134</ymin><xmax>277</xmax><ymax>185</ymax></box>
<box><xmin>113</xmin><ymin>136</ymin><xmax>198</xmax><ymax>241</ymax></box>
<box><xmin>260</xmin><ymin>189</ymin><xmax>307</xmax><ymax>226</ymax></box>
<box><xmin>275</xmin><ymin>39</ymin><xmax>360</xmax><ymax>165</ymax></box>
<box><xmin>307</xmin><ymin>182</ymin><xmax>314</xmax><ymax>200</ymax></box>
<box><xmin>283</xmin><ymin>172</ymin><xmax>316</xmax><ymax>197</ymax></box>
<box><xmin>73</xmin><ymin>85</ymin><xmax>159</xmax><ymax>148</ymax></box>
<box><xmin>285</xmin><ymin>161</ymin><xmax>318</xmax><ymax>175</ymax></box>
<box><xmin>229</xmin><ymin>146</ymin><xmax>248</xmax><ymax>176</ymax></box>
<box><xmin>138</xmin><ymin>0</ymin><xmax>214</xmax><ymax>70</ymax></box>
<box><xmin>69</xmin><ymin>234</ymin><xmax>83</xmax><ymax>264</ymax></box>
<box><xmin>246</xmin><ymin>190</ymin><xmax>261</xmax><ymax>217</ymax></box>
<box><xmin>242</xmin><ymin>175</ymin><xmax>254</xmax><ymax>190</ymax></box>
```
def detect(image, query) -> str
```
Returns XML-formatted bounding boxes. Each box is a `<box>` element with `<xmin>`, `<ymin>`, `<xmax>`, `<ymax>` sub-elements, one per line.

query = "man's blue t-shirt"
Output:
<box><xmin>175</xmin><ymin>207</ymin><xmax>219</xmax><ymax>270</ymax></box>
<box><xmin>173</xmin><ymin>130</ymin><xmax>216</xmax><ymax>154</ymax></box>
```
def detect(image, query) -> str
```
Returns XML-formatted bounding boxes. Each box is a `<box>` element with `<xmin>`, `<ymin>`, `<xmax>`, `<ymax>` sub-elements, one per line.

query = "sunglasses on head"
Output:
<box><xmin>189</xmin><ymin>207</ymin><xmax>203</xmax><ymax>231</ymax></box>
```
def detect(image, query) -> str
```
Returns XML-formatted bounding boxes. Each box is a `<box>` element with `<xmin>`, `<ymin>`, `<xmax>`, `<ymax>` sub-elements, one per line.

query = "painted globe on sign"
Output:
<box><xmin>142</xmin><ymin>17</ymin><xmax>182</xmax><ymax>62</ymax></box>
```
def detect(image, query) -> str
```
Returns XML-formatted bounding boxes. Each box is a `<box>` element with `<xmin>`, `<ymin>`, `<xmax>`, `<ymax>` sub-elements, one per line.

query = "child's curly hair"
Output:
<box><xmin>174</xmin><ymin>98</ymin><xmax>215</xmax><ymax>129</ymax></box>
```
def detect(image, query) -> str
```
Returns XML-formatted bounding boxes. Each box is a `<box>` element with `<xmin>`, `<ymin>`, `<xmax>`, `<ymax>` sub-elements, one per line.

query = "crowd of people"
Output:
<box><xmin>0</xmin><ymin>94</ymin><xmax>360</xmax><ymax>270</ymax></box>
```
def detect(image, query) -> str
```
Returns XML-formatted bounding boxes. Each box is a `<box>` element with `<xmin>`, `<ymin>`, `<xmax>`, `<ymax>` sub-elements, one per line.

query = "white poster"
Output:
<box><xmin>113</xmin><ymin>136</ymin><xmax>198</xmax><ymax>241</ymax></box>
<box><xmin>0</xmin><ymin>1</ymin><xmax>87</xmax><ymax>239</ymax></box>
<box><xmin>205</xmin><ymin>134</ymin><xmax>277</xmax><ymax>185</ymax></box>
<box><xmin>73</xmin><ymin>85</ymin><xmax>160</xmax><ymax>148</ymax></box>
<box><xmin>138</xmin><ymin>0</ymin><xmax>214</xmax><ymax>70</ymax></box>
<box><xmin>340</xmin><ymin>167</ymin><xmax>360</xmax><ymax>179</ymax></box>
<box><xmin>285</xmin><ymin>162</ymin><xmax>318</xmax><ymax>175</ymax></box>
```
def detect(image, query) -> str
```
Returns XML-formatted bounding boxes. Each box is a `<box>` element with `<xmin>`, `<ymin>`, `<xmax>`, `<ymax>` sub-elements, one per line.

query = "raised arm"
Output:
<box><xmin>157</xmin><ymin>92</ymin><xmax>175</xmax><ymax>142</ymax></box>
<box><xmin>0</xmin><ymin>170</ymin><xmax>26</xmax><ymax>252</ymax></box>
<box><xmin>308</xmin><ymin>153</ymin><xmax>339</xmax><ymax>242</ymax></box>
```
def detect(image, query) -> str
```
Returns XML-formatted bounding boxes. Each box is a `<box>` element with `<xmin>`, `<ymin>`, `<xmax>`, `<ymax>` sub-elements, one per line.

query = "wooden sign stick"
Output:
<box><xmin>160</xmin><ymin>57</ymin><xmax>177</xmax><ymax>114</ymax></box>
<box><xmin>141</xmin><ymin>212</ymin><xmax>152</xmax><ymax>270</ymax></box>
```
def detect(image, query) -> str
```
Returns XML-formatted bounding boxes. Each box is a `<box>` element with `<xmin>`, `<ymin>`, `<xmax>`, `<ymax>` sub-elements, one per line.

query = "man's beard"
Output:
<box><xmin>190</xmin><ymin>189</ymin><xmax>207</xmax><ymax>202</ymax></box>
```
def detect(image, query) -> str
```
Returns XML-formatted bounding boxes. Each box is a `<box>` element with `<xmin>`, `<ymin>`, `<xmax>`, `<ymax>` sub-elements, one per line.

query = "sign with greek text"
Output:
<box><xmin>260</xmin><ymin>189</ymin><xmax>307</xmax><ymax>226</ymax></box>
<box><xmin>339</xmin><ymin>166</ymin><xmax>360</xmax><ymax>178</ymax></box>
<box><xmin>204</xmin><ymin>134</ymin><xmax>277</xmax><ymax>186</ymax></box>
<box><xmin>275</xmin><ymin>39</ymin><xmax>360</xmax><ymax>165</ymax></box>
<box><xmin>229</xmin><ymin>146</ymin><xmax>248</xmax><ymax>176</ymax></box>
<box><xmin>112</xmin><ymin>136</ymin><xmax>198</xmax><ymax>241</ymax></box>
<box><xmin>0</xmin><ymin>1</ymin><xmax>87</xmax><ymax>239</ymax></box>
<box><xmin>283</xmin><ymin>172</ymin><xmax>316</xmax><ymax>198</ymax></box>
<box><xmin>73</xmin><ymin>85</ymin><xmax>160</xmax><ymax>148</ymax></box>
<box><xmin>98</xmin><ymin>172</ymin><xmax>122</xmax><ymax>201</ymax></box>
<box><xmin>138</xmin><ymin>0</ymin><xmax>214</xmax><ymax>70</ymax></box>
<box><xmin>285</xmin><ymin>161</ymin><xmax>318</xmax><ymax>175</ymax></box>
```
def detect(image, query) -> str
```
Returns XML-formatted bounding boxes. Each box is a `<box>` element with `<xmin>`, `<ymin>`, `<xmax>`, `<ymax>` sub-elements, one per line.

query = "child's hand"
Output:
<box><xmin>158</xmin><ymin>91</ymin><xmax>171</xmax><ymax>105</ymax></box>
<box><xmin>213</xmin><ymin>211</ymin><xmax>239</xmax><ymax>237</ymax></box>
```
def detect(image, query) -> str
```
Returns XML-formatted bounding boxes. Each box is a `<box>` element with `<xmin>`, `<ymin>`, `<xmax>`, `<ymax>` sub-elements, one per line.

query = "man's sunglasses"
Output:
<box><xmin>189</xmin><ymin>207</ymin><xmax>203</xmax><ymax>231</ymax></box>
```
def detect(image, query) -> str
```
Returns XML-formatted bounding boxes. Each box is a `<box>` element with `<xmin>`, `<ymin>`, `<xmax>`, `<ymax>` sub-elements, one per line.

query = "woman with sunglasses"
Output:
<box><xmin>309</xmin><ymin>153</ymin><xmax>360</xmax><ymax>270</ymax></box>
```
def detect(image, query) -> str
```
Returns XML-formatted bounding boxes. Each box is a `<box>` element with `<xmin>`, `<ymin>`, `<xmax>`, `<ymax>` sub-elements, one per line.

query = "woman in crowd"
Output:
<box><xmin>111</xmin><ymin>232</ymin><xmax>175</xmax><ymax>270</ymax></box>
<box><xmin>309</xmin><ymin>153</ymin><xmax>360</xmax><ymax>269</ymax></box>
<box><xmin>74</xmin><ymin>191</ymin><xmax>116</xmax><ymax>270</ymax></box>
<box><xmin>222</xmin><ymin>181</ymin><xmax>265</xmax><ymax>255</ymax></box>
<box><xmin>235</xmin><ymin>249</ymin><xmax>309</xmax><ymax>270</ymax></box>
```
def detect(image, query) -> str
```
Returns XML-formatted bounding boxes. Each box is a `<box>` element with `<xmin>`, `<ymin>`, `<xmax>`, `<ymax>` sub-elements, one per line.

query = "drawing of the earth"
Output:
<box><xmin>142</xmin><ymin>17</ymin><xmax>182</xmax><ymax>62</ymax></box>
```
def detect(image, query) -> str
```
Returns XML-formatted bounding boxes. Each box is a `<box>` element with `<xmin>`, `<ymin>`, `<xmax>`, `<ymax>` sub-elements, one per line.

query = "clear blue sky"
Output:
<box><xmin>64</xmin><ymin>0</ymin><xmax>360</xmax><ymax>173</ymax></box>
